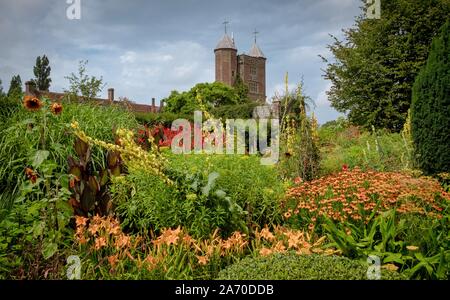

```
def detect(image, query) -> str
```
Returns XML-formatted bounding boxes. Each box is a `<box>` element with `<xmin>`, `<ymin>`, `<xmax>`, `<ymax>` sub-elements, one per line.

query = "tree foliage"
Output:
<box><xmin>0</xmin><ymin>79</ymin><xmax>4</xmax><ymax>99</ymax></box>
<box><xmin>7</xmin><ymin>75</ymin><xmax>22</xmax><ymax>101</ymax></box>
<box><xmin>31</xmin><ymin>55</ymin><xmax>52</xmax><ymax>91</ymax></box>
<box><xmin>233</xmin><ymin>74</ymin><xmax>250</xmax><ymax>102</ymax></box>
<box><xmin>322</xmin><ymin>0</ymin><xmax>450</xmax><ymax>131</ymax></box>
<box><xmin>162</xmin><ymin>82</ymin><xmax>247</xmax><ymax>115</ymax></box>
<box><xmin>411</xmin><ymin>21</ymin><xmax>450</xmax><ymax>175</ymax></box>
<box><xmin>65</xmin><ymin>60</ymin><xmax>105</xmax><ymax>100</ymax></box>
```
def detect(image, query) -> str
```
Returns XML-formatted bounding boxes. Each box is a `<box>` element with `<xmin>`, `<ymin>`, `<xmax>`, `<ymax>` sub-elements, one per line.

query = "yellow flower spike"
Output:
<box><xmin>71</xmin><ymin>121</ymin><xmax>173</xmax><ymax>185</ymax></box>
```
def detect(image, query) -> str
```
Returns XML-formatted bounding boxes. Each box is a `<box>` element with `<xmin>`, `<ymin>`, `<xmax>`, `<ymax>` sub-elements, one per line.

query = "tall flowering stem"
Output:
<box><xmin>71</xmin><ymin>121</ymin><xmax>173</xmax><ymax>185</ymax></box>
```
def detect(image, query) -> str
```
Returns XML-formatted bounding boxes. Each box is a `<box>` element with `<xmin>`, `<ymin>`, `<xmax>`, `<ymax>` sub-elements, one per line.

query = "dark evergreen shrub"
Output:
<box><xmin>411</xmin><ymin>21</ymin><xmax>450</xmax><ymax>175</ymax></box>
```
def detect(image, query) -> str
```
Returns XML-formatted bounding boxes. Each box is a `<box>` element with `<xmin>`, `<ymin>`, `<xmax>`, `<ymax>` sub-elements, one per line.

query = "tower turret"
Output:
<box><xmin>214</xmin><ymin>21</ymin><xmax>238</xmax><ymax>86</ymax></box>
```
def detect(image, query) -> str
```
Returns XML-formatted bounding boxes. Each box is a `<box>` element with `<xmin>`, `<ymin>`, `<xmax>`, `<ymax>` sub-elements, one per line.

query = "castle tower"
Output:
<box><xmin>214</xmin><ymin>22</ymin><xmax>238</xmax><ymax>86</ymax></box>
<box><xmin>238</xmin><ymin>35</ymin><xmax>266</xmax><ymax>102</ymax></box>
<box><xmin>214</xmin><ymin>25</ymin><xmax>266</xmax><ymax>102</ymax></box>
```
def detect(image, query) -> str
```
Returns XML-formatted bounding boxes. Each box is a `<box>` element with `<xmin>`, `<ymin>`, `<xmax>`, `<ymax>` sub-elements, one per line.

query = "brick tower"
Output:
<box><xmin>215</xmin><ymin>26</ymin><xmax>266</xmax><ymax>102</ymax></box>
<box><xmin>214</xmin><ymin>21</ymin><xmax>238</xmax><ymax>86</ymax></box>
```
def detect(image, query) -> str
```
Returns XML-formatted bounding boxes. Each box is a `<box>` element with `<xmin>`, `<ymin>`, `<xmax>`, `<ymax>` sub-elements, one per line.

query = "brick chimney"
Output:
<box><xmin>108</xmin><ymin>88</ymin><xmax>114</xmax><ymax>102</ymax></box>
<box><xmin>152</xmin><ymin>98</ymin><xmax>156</xmax><ymax>113</ymax></box>
<box><xmin>25</xmin><ymin>81</ymin><xmax>36</xmax><ymax>95</ymax></box>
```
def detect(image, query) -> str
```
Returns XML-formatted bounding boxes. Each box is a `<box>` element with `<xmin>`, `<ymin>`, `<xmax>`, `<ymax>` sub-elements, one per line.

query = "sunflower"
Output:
<box><xmin>50</xmin><ymin>102</ymin><xmax>63</xmax><ymax>115</ymax></box>
<box><xmin>23</xmin><ymin>95</ymin><xmax>43</xmax><ymax>111</ymax></box>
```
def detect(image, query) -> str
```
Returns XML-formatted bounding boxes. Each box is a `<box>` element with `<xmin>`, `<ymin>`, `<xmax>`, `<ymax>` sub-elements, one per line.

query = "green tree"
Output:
<box><xmin>322</xmin><ymin>0</ymin><xmax>450</xmax><ymax>131</ymax></box>
<box><xmin>31</xmin><ymin>55</ymin><xmax>52</xmax><ymax>91</ymax></box>
<box><xmin>163</xmin><ymin>82</ymin><xmax>242</xmax><ymax>115</ymax></box>
<box><xmin>7</xmin><ymin>75</ymin><xmax>23</xmax><ymax>100</ymax></box>
<box><xmin>0</xmin><ymin>79</ymin><xmax>5</xmax><ymax>99</ymax></box>
<box><xmin>65</xmin><ymin>60</ymin><xmax>105</xmax><ymax>100</ymax></box>
<box><xmin>233</xmin><ymin>75</ymin><xmax>250</xmax><ymax>103</ymax></box>
<box><xmin>411</xmin><ymin>21</ymin><xmax>450</xmax><ymax>175</ymax></box>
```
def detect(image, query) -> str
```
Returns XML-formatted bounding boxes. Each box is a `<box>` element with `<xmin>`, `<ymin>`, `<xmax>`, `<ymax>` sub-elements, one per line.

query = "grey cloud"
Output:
<box><xmin>0</xmin><ymin>0</ymin><xmax>361</xmax><ymax>123</ymax></box>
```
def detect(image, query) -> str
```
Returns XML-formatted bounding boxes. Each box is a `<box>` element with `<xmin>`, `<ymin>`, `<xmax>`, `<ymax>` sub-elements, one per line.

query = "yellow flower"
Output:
<box><xmin>406</xmin><ymin>245</ymin><xmax>419</xmax><ymax>251</ymax></box>
<box><xmin>382</xmin><ymin>264</ymin><xmax>399</xmax><ymax>272</ymax></box>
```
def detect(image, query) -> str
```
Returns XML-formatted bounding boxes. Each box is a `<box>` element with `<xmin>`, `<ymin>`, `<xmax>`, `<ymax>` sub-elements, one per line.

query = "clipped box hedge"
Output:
<box><xmin>217</xmin><ymin>253</ymin><xmax>407</xmax><ymax>280</ymax></box>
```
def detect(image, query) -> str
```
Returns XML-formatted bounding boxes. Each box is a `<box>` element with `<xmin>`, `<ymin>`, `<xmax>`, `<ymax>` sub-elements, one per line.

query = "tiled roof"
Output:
<box><xmin>215</xmin><ymin>34</ymin><xmax>237</xmax><ymax>50</ymax></box>
<box><xmin>249</xmin><ymin>42</ymin><xmax>265</xmax><ymax>58</ymax></box>
<box><xmin>28</xmin><ymin>91</ymin><xmax>159</xmax><ymax>113</ymax></box>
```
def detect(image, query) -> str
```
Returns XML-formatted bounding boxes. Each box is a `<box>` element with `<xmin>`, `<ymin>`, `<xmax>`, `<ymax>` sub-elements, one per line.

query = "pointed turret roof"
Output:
<box><xmin>215</xmin><ymin>34</ymin><xmax>237</xmax><ymax>50</ymax></box>
<box><xmin>249</xmin><ymin>42</ymin><xmax>265</xmax><ymax>58</ymax></box>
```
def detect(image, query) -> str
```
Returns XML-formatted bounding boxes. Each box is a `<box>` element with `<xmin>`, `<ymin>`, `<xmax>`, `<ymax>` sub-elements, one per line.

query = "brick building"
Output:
<box><xmin>214</xmin><ymin>31</ymin><xmax>266</xmax><ymax>102</ymax></box>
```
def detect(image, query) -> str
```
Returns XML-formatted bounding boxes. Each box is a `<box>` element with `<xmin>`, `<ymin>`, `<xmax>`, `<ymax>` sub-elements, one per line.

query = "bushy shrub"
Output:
<box><xmin>167</xmin><ymin>153</ymin><xmax>285</xmax><ymax>231</ymax></box>
<box><xmin>112</xmin><ymin>154</ymin><xmax>285</xmax><ymax>238</ymax></box>
<box><xmin>135</xmin><ymin>111</ymin><xmax>193</xmax><ymax>127</ymax></box>
<box><xmin>0</xmin><ymin>100</ymin><xmax>137</xmax><ymax>209</ymax></box>
<box><xmin>210</xmin><ymin>103</ymin><xmax>258</xmax><ymax>120</ymax></box>
<box><xmin>217</xmin><ymin>253</ymin><xmax>407</xmax><ymax>280</ymax></box>
<box><xmin>319</xmin><ymin>125</ymin><xmax>413</xmax><ymax>175</ymax></box>
<box><xmin>411</xmin><ymin>21</ymin><xmax>450</xmax><ymax>175</ymax></box>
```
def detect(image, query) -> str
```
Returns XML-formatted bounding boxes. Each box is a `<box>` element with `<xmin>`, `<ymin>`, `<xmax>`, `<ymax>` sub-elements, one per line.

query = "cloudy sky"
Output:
<box><xmin>0</xmin><ymin>0</ymin><xmax>363</xmax><ymax>123</ymax></box>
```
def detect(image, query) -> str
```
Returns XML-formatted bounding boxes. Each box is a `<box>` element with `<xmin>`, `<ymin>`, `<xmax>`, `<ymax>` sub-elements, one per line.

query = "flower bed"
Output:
<box><xmin>283</xmin><ymin>167</ymin><xmax>449</xmax><ymax>230</ymax></box>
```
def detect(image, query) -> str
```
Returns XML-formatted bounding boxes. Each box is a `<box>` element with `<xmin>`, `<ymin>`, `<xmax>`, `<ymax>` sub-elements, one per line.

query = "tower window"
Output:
<box><xmin>249</xmin><ymin>82</ymin><xmax>258</xmax><ymax>93</ymax></box>
<box><xmin>232</xmin><ymin>71</ymin><xmax>235</xmax><ymax>77</ymax></box>
<box><xmin>250</xmin><ymin>66</ymin><xmax>257</xmax><ymax>80</ymax></box>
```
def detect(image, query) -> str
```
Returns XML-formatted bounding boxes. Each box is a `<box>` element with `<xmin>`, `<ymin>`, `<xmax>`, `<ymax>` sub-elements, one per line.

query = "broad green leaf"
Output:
<box><xmin>42</xmin><ymin>242</ymin><xmax>58</xmax><ymax>259</ymax></box>
<box><xmin>32</xmin><ymin>150</ymin><xmax>50</xmax><ymax>168</ymax></box>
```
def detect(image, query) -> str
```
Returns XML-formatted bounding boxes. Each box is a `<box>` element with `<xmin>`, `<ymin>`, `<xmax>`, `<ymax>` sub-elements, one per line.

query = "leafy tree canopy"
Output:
<box><xmin>162</xmin><ymin>82</ymin><xmax>248</xmax><ymax>115</ymax></box>
<box><xmin>0</xmin><ymin>79</ymin><xmax>4</xmax><ymax>98</ymax></box>
<box><xmin>31</xmin><ymin>55</ymin><xmax>52</xmax><ymax>91</ymax></box>
<box><xmin>65</xmin><ymin>60</ymin><xmax>105</xmax><ymax>100</ymax></box>
<box><xmin>322</xmin><ymin>0</ymin><xmax>450</xmax><ymax>131</ymax></box>
<box><xmin>7</xmin><ymin>75</ymin><xmax>23</xmax><ymax>100</ymax></box>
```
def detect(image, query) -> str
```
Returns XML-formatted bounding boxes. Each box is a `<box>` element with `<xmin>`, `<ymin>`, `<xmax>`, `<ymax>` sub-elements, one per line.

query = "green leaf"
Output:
<box><xmin>31</xmin><ymin>221</ymin><xmax>45</xmax><ymax>238</ymax></box>
<box><xmin>32</xmin><ymin>150</ymin><xmax>50</xmax><ymax>168</ymax></box>
<box><xmin>42</xmin><ymin>242</ymin><xmax>58</xmax><ymax>259</ymax></box>
<box><xmin>383</xmin><ymin>253</ymin><xmax>405</xmax><ymax>265</ymax></box>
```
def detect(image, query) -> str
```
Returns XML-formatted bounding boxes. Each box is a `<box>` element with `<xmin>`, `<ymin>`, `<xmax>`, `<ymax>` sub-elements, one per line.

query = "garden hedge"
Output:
<box><xmin>217</xmin><ymin>253</ymin><xmax>407</xmax><ymax>280</ymax></box>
